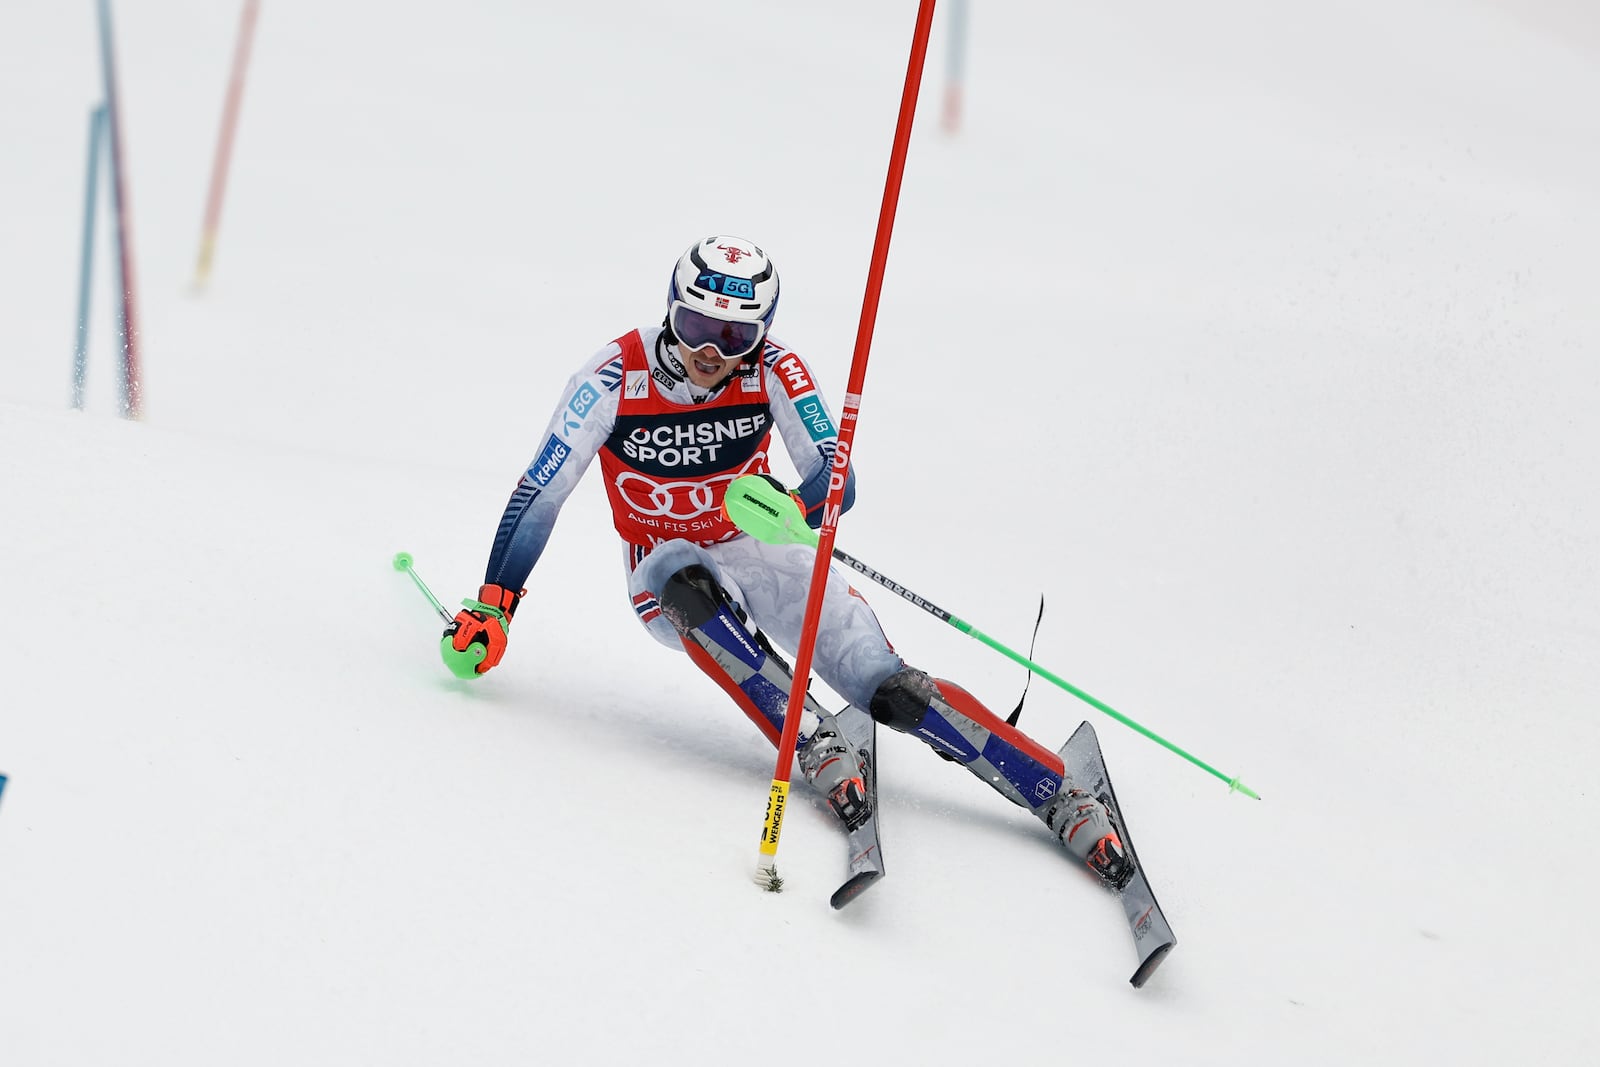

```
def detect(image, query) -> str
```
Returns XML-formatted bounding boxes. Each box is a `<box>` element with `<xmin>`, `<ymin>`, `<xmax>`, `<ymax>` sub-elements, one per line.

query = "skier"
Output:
<box><xmin>444</xmin><ymin>234</ymin><xmax>1132</xmax><ymax>887</ymax></box>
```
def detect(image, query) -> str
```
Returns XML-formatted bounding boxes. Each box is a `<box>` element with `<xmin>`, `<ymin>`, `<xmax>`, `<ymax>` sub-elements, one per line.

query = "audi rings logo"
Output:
<box><xmin>617</xmin><ymin>473</ymin><xmax>717</xmax><ymax>519</ymax></box>
<box><xmin>614</xmin><ymin>457</ymin><xmax>764</xmax><ymax>520</ymax></box>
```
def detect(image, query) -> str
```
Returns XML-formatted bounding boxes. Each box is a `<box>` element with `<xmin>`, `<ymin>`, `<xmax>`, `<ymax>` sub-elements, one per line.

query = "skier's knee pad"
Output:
<box><xmin>658</xmin><ymin>564</ymin><xmax>729</xmax><ymax>634</ymax></box>
<box><xmin>868</xmin><ymin>667</ymin><xmax>938</xmax><ymax>732</ymax></box>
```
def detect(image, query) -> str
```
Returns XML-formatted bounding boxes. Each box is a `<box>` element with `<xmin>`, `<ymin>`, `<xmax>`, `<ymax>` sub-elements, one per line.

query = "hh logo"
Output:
<box><xmin>717</xmin><ymin>244</ymin><xmax>749</xmax><ymax>264</ymax></box>
<box><xmin>777</xmin><ymin>354</ymin><xmax>811</xmax><ymax>399</ymax></box>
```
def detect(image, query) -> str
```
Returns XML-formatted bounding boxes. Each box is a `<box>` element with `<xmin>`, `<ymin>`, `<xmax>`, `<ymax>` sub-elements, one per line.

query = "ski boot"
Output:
<box><xmin>869</xmin><ymin>665</ymin><xmax>1135</xmax><ymax>889</ymax></box>
<box><xmin>1044</xmin><ymin>788</ymin><xmax>1134</xmax><ymax>890</ymax></box>
<box><xmin>797</xmin><ymin>713</ymin><xmax>870</xmax><ymax>831</ymax></box>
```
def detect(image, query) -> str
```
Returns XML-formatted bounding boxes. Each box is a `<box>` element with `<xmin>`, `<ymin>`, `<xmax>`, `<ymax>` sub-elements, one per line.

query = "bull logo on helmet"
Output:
<box><xmin>717</xmin><ymin>244</ymin><xmax>749</xmax><ymax>264</ymax></box>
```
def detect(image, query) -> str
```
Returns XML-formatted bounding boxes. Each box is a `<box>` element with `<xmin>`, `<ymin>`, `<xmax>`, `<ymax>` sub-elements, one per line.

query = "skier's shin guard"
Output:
<box><xmin>868</xmin><ymin>666</ymin><xmax>1130</xmax><ymax>884</ymax></box>
<box><xmin>869</xmin><ymin>667</ymin><xmax>1067</xmax><ymax>811</ymax></box>
<box><xmin>658</xmin><ymin>565</ymin><xmax>867</xmax><ymax>822</ymax></box>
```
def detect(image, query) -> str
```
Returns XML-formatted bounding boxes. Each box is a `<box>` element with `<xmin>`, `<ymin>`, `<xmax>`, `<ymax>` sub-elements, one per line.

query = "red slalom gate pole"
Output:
<box><xmin>194</xmin><ymin>0</ymin><xmax>261</xmax><ymax>289</ymax></box>
<box><xmin>754</xmin><ymin>0</ymin><xmax>938</xmax><ymax>889</ymax></box>
<box><xmin>96</xmin><ymin>0</ymin><xmax>143</xmax><ymax>419</ymax></box>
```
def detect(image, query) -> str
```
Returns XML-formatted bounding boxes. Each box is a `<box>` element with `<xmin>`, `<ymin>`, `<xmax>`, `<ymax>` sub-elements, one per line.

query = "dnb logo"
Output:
<box><xmin>796</xmin><ymin>397</ymin><xmax>832</xmax><ymax>443</ymax></box>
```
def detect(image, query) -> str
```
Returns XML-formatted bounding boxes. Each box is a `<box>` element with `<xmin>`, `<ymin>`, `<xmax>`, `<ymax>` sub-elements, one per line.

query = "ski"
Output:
<box><xmin>1057</xmin><ymin>721</ymin><xmax>1176</xmax><ymax>988</ymax></box>
<box><xmin>828</xmin><ymin>704</ymin><xmax>884</xmax><ymax>908</ymax></box>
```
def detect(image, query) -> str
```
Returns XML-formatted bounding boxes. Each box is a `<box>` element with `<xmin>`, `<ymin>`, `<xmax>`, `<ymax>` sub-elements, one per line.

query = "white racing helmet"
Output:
<box><xmin>665</xmin><ymin>235</ymin><xmax>780</xmax><ymax>363</ymax></box>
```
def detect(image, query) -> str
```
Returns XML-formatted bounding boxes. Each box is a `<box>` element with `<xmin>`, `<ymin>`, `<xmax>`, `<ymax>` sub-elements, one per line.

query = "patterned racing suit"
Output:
<box><xmin>476</xmin><ymin>325</ymin><xmax>1132</xmax><ymax>886</ymax></box>
<box><xmin>480</xmin><ymin>325</ymin><xmax>901</xmax><ymax>708</ymax></box>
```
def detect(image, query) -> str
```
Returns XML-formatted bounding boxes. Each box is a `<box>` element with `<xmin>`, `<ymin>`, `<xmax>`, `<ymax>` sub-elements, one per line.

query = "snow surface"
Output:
<box><xmin>2</xmin><ymin>1</ymin><xmax>1597</xmax><ymax>1063</ymax></box>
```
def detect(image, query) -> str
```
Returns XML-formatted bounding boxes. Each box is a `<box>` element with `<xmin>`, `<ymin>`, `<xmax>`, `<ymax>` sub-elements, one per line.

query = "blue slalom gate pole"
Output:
<box><xmin>942</xmin><ymin>0</ymin><xmax>969</xmax><ymax>133</ymax></box>
<box><xmin>72</xmin><ymin>105</ymin><xmax>107</xmax><ymax>410</ymax></box>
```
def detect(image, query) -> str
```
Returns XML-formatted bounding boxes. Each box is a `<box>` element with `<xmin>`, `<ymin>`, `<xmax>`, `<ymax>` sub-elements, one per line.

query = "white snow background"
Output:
<box><xmin>2</xmin><ymin>1</ymin><xmax>1596</xmax><ymax>1063</ymax></box>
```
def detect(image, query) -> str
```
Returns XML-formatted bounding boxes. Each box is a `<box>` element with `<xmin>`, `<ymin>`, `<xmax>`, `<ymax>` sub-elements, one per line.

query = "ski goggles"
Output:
<box><xmin>669</xmin><ymin>301</ymin><xmax>767</xmax><ymax>361</ymax></box>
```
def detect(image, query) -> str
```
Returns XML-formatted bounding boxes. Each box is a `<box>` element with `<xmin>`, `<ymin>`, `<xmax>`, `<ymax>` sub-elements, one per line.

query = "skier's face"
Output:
<box><xmin>680</xmin><ymin>343</ymin><xmax>742</xmax><ymax>390</ymax></box>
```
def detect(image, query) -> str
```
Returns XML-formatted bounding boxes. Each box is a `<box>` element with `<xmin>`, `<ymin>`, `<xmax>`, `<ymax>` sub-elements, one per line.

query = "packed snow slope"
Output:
<box><xmin>2</xmin><ymin>1</ymin><xmax>1596</xmax><ymax>1064</ymax></box>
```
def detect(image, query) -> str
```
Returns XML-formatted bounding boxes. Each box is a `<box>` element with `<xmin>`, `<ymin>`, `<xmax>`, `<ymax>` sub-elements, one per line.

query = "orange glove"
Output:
<box><xmin>440</xmin><ymin>583</ymin><xmax>523</xmax><ymax>678</ymax></box>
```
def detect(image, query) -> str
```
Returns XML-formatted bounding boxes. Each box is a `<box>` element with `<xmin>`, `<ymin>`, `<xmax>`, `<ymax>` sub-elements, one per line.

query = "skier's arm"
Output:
<box><xmin>483</xmin><ymin>347</ymin><xmax>622</xmax><ymax>591</ymax></box>
<box><xmin>441</xmin><ymin>347</ymin><xmax>622</xmax><ymax>678</ymax></box>
<box><xmin>762</xmin><ymin>340</ymin><xmax>856</xmax><ymax>527</ymax></box>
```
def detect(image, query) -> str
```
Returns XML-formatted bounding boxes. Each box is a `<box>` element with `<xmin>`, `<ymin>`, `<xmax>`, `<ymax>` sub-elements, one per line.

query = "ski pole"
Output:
<box><xmin>723</xmin><ymin>475</ymin><xmax>1261</xmax><ymax>799</ymax></box>
<box><xmin>392</xmin><ymin>551</ymin><xmax>452</xmax><ymax>622</ymax></box>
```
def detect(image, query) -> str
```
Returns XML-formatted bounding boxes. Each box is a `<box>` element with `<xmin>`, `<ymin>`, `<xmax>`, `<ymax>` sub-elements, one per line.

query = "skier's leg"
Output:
<box><xmin>706</xmin><ymin>534</ymin><xmax>904</xmax><ymax>710</ymax></box>
<box><xmin>631</xmin><ymin>542</ymin><xmax>869</xmax><ymax>827</ymax></box>
<box><xmin>688</xmin><ymin>537</ymin><xmax>1129</xmax><ymax>885</ymax></box>
<box><xmin>869</xmin><ymin>666</ymin><xmax>1134</xmax><ymax>888</ymax></box>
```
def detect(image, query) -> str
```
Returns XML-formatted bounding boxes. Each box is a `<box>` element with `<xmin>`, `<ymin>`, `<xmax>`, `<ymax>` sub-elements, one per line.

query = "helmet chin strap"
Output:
<box><xmin>654</xmin><ymin>331</ymin><xmax>721</xmax><ymax>404</ymax></box>
<box><xmin>654</xmin><ymin>330</ymin><xmax>688</xmax><ymax>381</ymax></box>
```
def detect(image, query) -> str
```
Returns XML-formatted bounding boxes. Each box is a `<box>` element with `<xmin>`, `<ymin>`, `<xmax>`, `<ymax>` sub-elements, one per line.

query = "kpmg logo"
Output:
<box><xmin>529</xmin><ymin>435</ymin><xmax>570</xmax><ymax>488</ymax></box>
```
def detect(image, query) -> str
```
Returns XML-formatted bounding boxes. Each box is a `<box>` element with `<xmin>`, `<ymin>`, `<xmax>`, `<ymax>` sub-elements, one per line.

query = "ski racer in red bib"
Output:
<box><xmin>443</xmin><ymin>235</ymin><xmax>1132</xmax><ymax>888</ymax></box>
